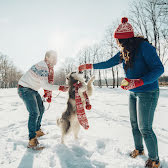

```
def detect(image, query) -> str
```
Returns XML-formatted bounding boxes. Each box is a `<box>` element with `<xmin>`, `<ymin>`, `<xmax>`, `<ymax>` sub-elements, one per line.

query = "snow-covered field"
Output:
<box><xmin>0</xmin><ymin>87</ymin><xmax>168</xmax><ymax>168</ymax></box>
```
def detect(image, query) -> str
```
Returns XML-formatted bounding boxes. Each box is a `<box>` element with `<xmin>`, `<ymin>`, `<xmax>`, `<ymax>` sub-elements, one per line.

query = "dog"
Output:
<box><xmin>57</xmin><ymin>71</ymin><xmax>95</xmax><ymax>144</ymax></box>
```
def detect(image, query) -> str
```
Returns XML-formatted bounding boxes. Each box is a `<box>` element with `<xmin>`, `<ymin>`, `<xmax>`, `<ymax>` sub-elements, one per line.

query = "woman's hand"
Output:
<box><xmin>121</xmin><ymin>78</ymin><xmax>144</xmax><ymax>90</ymax></box>
<box><xmin>78</xmin><ymin>64</ymin><xmax>93</xmax><ymax>72</ymax></box>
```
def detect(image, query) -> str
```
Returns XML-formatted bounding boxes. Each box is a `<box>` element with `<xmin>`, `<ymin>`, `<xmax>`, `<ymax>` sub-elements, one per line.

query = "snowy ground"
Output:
<box><xmin>0</xmin><ymin>87</ymin><xmax>168</xmax><ymax>168</ymax></box>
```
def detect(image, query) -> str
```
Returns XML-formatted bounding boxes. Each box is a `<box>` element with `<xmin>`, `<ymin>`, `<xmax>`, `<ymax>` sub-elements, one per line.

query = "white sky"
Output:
<box><xmin>0</xmin><ymin>0</ymin><xmax>132</xmax><ymax>72</ymax></box>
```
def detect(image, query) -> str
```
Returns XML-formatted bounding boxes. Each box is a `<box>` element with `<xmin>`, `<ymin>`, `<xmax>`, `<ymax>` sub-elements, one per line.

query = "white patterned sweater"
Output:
<box><xmin>18</xmin><ymin>61</ymin><xmax>58</xmax><ymax>91</ymax></box>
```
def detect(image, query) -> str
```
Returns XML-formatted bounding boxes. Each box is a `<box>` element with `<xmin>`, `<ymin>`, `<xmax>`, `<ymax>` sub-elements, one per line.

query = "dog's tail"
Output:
<box><xmin>87</xmin><ymin>76</ymin><xmax>95</xmax><ymax>97</ymax></box>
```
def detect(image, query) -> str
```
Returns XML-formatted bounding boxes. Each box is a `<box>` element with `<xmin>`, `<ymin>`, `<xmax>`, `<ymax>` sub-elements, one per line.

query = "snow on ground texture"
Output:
<box><xmin>0</xmin><ymin>87</ymin><xmax>168</xmax><ymax>168</ymax></box>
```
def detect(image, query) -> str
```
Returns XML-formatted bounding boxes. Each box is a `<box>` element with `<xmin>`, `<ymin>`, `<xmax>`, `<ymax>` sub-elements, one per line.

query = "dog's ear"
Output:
<box><xmin>66</xmin><ymin>72</ymin><xmax>72</xmax><ymax>81</ymax></box>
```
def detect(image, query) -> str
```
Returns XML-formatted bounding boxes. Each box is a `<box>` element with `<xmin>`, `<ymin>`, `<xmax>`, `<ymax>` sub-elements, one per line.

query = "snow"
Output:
<box><xmin>0</xmin><ymin>87</ymin><xmax>168</xmax><ymax>168</ymax></box>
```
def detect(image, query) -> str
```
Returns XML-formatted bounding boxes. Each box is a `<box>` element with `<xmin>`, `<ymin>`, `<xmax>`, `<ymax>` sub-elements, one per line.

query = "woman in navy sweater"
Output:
<box><xmin>78</xmin><ymin>18</ymin><xmax>164</xmax><ymax>168</ymax></box>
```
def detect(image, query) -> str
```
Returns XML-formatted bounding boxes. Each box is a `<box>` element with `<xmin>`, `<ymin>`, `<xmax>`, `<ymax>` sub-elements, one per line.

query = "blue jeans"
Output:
<box><xmin>18</xmin><ymin>87</ymin><xmax>45</xmax><ymax>140</ymax></box>
<box><xmin>129</xmin><ymin>89</ymin><xmax>159</xmax><ymax>161</ymax></box>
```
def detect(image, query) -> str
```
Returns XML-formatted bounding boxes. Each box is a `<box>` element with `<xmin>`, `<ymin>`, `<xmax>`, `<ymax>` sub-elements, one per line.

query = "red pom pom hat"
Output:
<box><xmin>114</xmin><ymin>17</ymin><xmax>134</xmax><ymax>39</ymax></box>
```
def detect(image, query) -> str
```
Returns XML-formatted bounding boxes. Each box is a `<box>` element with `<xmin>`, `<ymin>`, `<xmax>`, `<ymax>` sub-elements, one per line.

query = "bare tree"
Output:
<box><xmin>129</xmin><ymin>0</ymin><xmax>168</xmax><ymax>65</ymax></box>
<box><xmin>64</xmin><ymin>57</ymin><xmax>76</xmax><ymax>75</ymax></box>
<box><xmin>54</xmin><ymin>68</ymin><xmax>66</xmax><ymax>85</ymax></box>
<box><xmin>103</xmin><ymin>23</ymin><xmax>121</xmax><ymax>88</ymax></box>
<box><xmin>78</xmin><ymin>48</ymin><xmax>89</xmax><ymax>81</ymax></box>
<box><xmin>74</xmin><ymin>0</ymin><xmax>168</xmax><ymax>88</ymax></box>
<box><xmin>0</xmin><ymin>52</ymin><xmax>22</xmax><ymax>88</ymax></box>
<box><xmin>103</xmin><ymin>69</ymin><xmax>109</xmax><ymax>87</ymax></box>
<box><xmin>78</xmin><ymin>45</ymin><xmax>101</xmax><ymax>82</ymax></box>
<box><xmin>90</xmin><ymin>44</ymin><xmax>100</xmax><ymax>82</ymax></box>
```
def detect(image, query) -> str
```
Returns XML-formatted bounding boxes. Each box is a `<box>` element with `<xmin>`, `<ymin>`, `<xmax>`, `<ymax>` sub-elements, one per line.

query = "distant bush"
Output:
<box><xmin>159</xmin><ymin>76</ymin><xmax>168</xmax><ymax>86</ymax></box>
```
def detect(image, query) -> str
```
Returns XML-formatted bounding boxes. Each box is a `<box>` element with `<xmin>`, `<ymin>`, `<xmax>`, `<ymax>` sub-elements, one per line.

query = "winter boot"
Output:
<box><xmin>27</xmin><ymin>137</ymin><xmax>44</xmax><ymax>150</ymax></box>
<box><xmin>130</xmin><ymin>149</ymin><xmax>144</xmax><ymax>158</ymax></box>
<box><xmin>36</xmin><ymin>129</ymin><xmax>45</xmax><ymax>137</ymax></box>
<box><xmin>145</xmin><ymin>159</ymin><xmax>162</xmax><ymax>168</ymax></box>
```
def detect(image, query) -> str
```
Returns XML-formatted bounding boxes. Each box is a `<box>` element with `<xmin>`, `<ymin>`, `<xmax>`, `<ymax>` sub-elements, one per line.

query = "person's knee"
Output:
<box><xmin>130</xmin><ymin>119</ymin><xmax>138</xmax><ymax>129</ymax></box>
<box><xmin>29</xmin><ymin>111</ymin><xmax>39</xmax><ymax>119</ymax></box>
<box><xmin>140</xmin><ymin>127</ymin><xmax>153</xmax><ymax>138</ymax></box>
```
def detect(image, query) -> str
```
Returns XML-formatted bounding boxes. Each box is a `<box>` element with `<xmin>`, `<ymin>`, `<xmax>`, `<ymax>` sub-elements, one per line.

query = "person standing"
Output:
<box><xmin>18</xmin><ymin>50</ymin><xmax>66</xmax><ymax>150</ymax></box>
<box><xmin>78</xmin><ymin>18</ymin><xmax>164</xmax><ymax>168</ymax></box>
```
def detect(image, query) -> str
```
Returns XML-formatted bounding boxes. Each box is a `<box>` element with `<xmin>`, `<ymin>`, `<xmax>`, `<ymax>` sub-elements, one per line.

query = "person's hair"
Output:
<box><xmin>117</xmin><ymin>36</ymin><xmax>150</xmax><ymax>71</ymax></box>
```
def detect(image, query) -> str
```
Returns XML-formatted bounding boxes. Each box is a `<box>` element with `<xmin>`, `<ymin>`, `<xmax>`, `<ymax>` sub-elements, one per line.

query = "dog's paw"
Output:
<box><xmin>87</xmin><ymin>76</ymin><xmax>95</xmax><ymax>85</ymax></box>
<box><xmin>90</xmin><ymin>75</ymin><xmax>95</xmax><ymax>81</ymax></box>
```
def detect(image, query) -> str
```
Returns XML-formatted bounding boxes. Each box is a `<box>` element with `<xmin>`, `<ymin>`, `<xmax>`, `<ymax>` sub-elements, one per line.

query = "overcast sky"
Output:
<box><xmin>0</xmin><ymin>0</ymin><xmax>131</xmax><ymax>72</ymax></box>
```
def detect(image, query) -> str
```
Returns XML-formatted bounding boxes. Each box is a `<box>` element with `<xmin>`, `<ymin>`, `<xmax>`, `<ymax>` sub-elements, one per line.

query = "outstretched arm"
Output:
<box><xmin>78</xmin><ymin>52</ymin><xmax>121</xmax><ymax>71</ymax></box>
<box><xmin>93</xmin><ymin>52</ymin><xmax>121</xmax><ymax>69</ymax></box>
<box><xmin>40</xmin><ymin>80</ymin><xmax>59</xmax><ymax>91</ymax></box>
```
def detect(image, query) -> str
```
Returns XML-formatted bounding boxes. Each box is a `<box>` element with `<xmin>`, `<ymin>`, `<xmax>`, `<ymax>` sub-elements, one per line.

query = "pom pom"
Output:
<box><xmin>121</xmin><ymin>17</ymin><xmax>128</xmax><ymax>23</ymax></box>
<box><xmin>47</xmin><ymin>97</ymin><xmax>51</xmax><ymax>103</ymax></box>
<box><xmin>86</xmin><ymin>104</ymin><xmax>91</xmax><ymax>110</ymax></box>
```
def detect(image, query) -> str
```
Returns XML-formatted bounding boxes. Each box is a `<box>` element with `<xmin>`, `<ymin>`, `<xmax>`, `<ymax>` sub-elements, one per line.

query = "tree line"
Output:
<box><xmin>1</xmin><ymin>0</ymin><xmax>168</xmax><ymax>88</ymax></box>
<box><xmin>0</xmin><ymin>53</ymin><xmax>22</xmax><ymax>88</ymax></box>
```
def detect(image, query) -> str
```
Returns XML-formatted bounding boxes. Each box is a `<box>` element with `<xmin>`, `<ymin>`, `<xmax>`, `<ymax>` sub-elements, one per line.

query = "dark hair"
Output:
<box><xmin>117</xmin><ymin>36</ymin><xmax>149</xmax><ymax>71</ymax></box>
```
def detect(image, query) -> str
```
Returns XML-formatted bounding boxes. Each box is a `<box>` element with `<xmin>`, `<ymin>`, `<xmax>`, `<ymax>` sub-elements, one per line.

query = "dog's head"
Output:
<box><xmin>66</xmin><ymin>71</ymin><xmax>85</xmax><ymax>86</ymax></box>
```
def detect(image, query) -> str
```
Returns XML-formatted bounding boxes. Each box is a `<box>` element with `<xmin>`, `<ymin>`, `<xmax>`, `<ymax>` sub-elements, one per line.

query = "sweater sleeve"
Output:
<box><xmin>93</xmin><ymin>52</ymin><xmax>121</xmax><ymax>69</ymax></box>
<box><xmin>40</xmin><ymin>80</ymin><xmax>59</xmax><ymax>91</ymax></box>
<box><xmin>141</xmin><ymin>42</ymin><xmax>164</xmax><ymax>85</ymax></box>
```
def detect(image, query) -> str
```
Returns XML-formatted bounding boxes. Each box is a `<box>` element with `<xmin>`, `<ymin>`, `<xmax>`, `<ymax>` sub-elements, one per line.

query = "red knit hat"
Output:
<box><xmin>114</xmin><ymin>17</ymin><xmax>134</xmax><ymax>39</ymax></box>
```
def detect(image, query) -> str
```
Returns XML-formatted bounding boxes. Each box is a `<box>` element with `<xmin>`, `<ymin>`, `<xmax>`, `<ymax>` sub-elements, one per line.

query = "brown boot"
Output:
<box><xmin>145</xmin><ymin>159</ymin><xmax>162</xmax><ymax>168</ymax></box>
<box><xmin>27</xmin><ymin>137</ymin><xmax>44</xmax><ymax>150</ymax></box>
<box><xmin>36</xmin><ymin>129</ymin><xmax>45</xmax><ymax>137</ymax></box>
<box><xmin>130</xmin><ymin>149</ymin><xmax>144</xmax><ymax>158</ymax></box>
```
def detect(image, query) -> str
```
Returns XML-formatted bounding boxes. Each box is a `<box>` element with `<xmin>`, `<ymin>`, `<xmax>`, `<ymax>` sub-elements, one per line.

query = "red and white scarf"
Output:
<box><xmin>43</xmin><ymin>64</ymin><xmax>54</xmax><ymax>103</ymax></box>
<box><xmin>74</xmin><ymin>83</ymin><xmax>91</xmax><ymax>129</ymax></box>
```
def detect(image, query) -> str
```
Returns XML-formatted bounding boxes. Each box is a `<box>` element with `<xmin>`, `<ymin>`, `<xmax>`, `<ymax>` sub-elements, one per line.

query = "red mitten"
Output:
<box><xmin>59</xmin><ymin>85</ymin><xmax>69</xmax><ymax>92</ymax></box>
<box><xmin>43</xmin><ymin>90</ymin><xmax>52</xmax><ymax>103</ymax></box>
<box><xmin>121</xmin><ymin>78</ymin><xmax>144</xmax><ymax>90</ymax></box>
<box><xmin>43</xmin><ymin>90</ymin><xmax>49</xmax><ymax>98</ymax></box>
<box><xmin>44</xmin><ymin>90</ymin><xmax>52</xmax><ymax>97</ymax></box>
<box><xmin>78</xmin><ymin>64</ymin><xmax>93</xmax><ymax>72</ymax></box>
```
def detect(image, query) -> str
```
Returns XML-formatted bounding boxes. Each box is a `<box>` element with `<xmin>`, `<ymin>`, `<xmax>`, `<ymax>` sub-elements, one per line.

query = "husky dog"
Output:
<box><xmin>57</xmin><ymin>71</ymin><xmax>95</xmax><ymax>144</ymax></box>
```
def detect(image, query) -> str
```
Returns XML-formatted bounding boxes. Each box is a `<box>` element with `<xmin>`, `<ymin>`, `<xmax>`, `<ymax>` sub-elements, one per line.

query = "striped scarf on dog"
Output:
<box><xmin>74</xmin><ymin>83</ymin><xmax>91</xmax><ymax>129</ymax></box>
<box><xmin>43</xmin><ymin>64</ymin><xmax>54</xmax><ymax>103</ymax></box>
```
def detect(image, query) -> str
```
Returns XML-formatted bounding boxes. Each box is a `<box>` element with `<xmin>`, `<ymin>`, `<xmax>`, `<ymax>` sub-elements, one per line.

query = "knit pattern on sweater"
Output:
<box><xmin>30</xmin><ymin>64</ymin><xmax>48</xmax><ymax>79</ymax></box>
